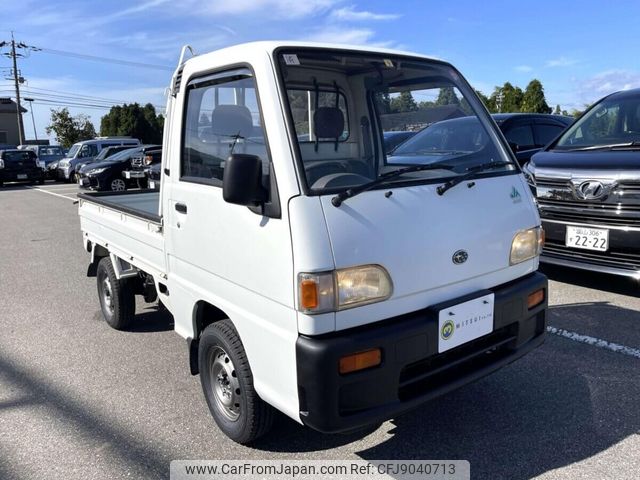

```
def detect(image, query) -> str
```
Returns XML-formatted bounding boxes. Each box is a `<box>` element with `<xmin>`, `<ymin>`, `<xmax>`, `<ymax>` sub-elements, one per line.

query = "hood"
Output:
<box><xmin>80</xmin><ymin>160</ymin><xmax>120</xmax><ymax>172</ymax></box>
<box><xmin>531</xmin><ymin>149</ymin><xmax>640</xmax><ymax>170</ymax></box>
<box><xmin>317</xmin><ymin>173</ymin><xmax>540</xmax><ymax>331</ymax></box>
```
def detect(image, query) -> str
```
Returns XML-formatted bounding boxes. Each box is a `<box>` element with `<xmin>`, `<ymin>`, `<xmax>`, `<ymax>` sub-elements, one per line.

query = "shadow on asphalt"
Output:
<box><xmin>0</xmin><ymin>355</ymin><xmax>168</xmax><ymax>478</ymax></box>
<box><xmin>541</xmin><ymin>264</ymin><xmax>639</xmax><ymax>297</ymax></box>
<box><xmin>128</xmin><ymin>306</ymin><xmax>174</xmax><ymax>333</ymax></box>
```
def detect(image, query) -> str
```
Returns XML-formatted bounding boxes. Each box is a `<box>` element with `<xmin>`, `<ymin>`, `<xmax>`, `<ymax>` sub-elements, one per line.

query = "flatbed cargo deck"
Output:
<box><xmin>77</xmin><ymin>190</ymin><xmax>161</xmax><ymax>223</ymax></box>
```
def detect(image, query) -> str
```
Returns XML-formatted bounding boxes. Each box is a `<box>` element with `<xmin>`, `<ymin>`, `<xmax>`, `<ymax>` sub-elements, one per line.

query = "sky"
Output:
<box><xmin>2</xmin><ymin>0</ymin><xmax>640</xmax><ymax>142</ymax></box>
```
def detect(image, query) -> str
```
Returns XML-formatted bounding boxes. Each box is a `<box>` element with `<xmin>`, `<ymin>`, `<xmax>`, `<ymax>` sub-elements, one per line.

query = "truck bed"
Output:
<box><xmin>77</xmin><ymin>190</ymin><xmax>161</xmax><ymax>223</ymax></box>
<box><xmin>78</xmin><ymin>190</ymin><xmax>166</xmax><ymax>280</ymax></box>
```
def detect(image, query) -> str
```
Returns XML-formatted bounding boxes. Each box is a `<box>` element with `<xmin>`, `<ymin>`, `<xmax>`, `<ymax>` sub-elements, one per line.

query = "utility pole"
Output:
<box><xmin>10</xmin><ymin>33</ymin><xmax>25</xmax><ymax>144</ymax></box>
<box><xmin>0</xmin><ymin>33</ymin><xmax>40</xmax><ymax>145</ymax></box>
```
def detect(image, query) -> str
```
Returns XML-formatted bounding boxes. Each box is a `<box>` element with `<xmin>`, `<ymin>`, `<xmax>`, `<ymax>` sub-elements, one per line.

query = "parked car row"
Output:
<box><xmin>78</xmin><ymin>144</ymin><xmax>161</xmax><ymax>191</ymax></box>
<box><xmin>384</xmin><ymin>113</ymin><xmax>573</xmax><ymax>165</ymax></box>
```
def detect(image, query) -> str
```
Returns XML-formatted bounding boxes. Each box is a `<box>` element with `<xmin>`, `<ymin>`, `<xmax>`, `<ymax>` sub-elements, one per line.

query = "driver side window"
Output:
<box><xmin>181</xmin><ymin>69</ymin><xmax>269</xmax><ymax>186</ymax></box>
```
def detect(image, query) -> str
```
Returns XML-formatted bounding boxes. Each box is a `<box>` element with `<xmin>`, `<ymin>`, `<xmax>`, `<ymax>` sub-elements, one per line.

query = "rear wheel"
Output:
<box><xmin>110</xmin><ymin>178</ymin><xmax>127</xmax><ymax>192</ymax></box>
<box><xmin>96</xmin><ymin>257</ymin><xmax>135</xmax><ymax>330</ymax></box>
<box><xmin>199</xmin><ymin>320</ymin><xmax>274</xmax><ymax>444</ymax></box>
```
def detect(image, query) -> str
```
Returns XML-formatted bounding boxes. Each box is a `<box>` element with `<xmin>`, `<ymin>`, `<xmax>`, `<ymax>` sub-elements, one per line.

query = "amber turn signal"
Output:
<box><xmin>527</xmin><ymin>288</ymin><xmax>545</xmax><ymax>309</ymax></box>
<box><xmin>299</xmin><ymin>279</ymin><xmax>319</xmax><ymax>310</ymax></box>
<box><xmin>339</xmin><ymin>348</ymin><xmax>382</xmax><ymax>374</ymax></box>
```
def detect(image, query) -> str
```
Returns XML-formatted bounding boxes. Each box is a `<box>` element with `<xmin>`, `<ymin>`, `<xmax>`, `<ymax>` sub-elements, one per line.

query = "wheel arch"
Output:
<box><xmin>188</xmin><ymin>300</ymin><xmax>231</xmax><ymax>375</ymax></box>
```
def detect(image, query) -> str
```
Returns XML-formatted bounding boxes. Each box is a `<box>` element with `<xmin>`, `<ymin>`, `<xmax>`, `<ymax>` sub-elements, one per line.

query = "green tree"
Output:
<box><xmin>45</xmin><ymin>108</ymin><xmax>96</xmax><ymax>148</ymax></box>
<box><xmin>521</xmin><ymin>79</ymin><xmax>552</xmax><ymax>114</ymax></box>
<box><xmin>488</xmin><ymin>82</ymin><xmax>524</xmax><ymax>113</ymax></box>
<box><xmin>554</xmin><ymin>104</ymin><xmax>561</xmax><ymax>115</ymax></box>
<box><xmin>390</xmin><ymin>91</ymin><xmax>418</xmax><ymax>113</ymax></box>
<box><xmin>100</xmin><ymin>103</ymin><xmax>164</xmax><ymax>144</ymax></box>
<box><xmin>435</xmin><ymin>87</ymin><xmax>460</xmax><ymax>106</ymax></box>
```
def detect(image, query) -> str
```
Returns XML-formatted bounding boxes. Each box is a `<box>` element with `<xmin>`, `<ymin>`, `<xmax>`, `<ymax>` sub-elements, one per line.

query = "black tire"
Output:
<box><xmin>109</xmin><ymin>177</ymin><xmax>127</xmax><ymax>192</ymax></box>
<box><xmin>96</xmin><ymin>257</ymin><xmax>135</xmax><ymax>330</ymax></box>
<box><xmin>199</xmin><ymin>320</ymin><xmax>274</xmax><ymax>444</ymax></box>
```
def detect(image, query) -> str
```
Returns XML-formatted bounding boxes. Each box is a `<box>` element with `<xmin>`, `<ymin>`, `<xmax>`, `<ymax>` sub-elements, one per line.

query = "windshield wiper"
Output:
<box><xmin>436</xmin><ymin>161</ymin><xmax>513</xmax><ymax>196</ymax></box>
<box><xmin>566</xmin><ymin>141</ymin><xmax>640</xmax><ymax>151</ymax></box>
<box><xmin>331</xmin><ymin>162</ymin><xmax>456</xmax><ymax>207</ymax></box>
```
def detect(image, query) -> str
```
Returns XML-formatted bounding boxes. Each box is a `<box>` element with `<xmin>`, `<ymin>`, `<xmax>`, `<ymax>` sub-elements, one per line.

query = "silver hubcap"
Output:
<box><xmin>111</xmin><ymin>179</ymin><xmax>126</xmax><ymax>191</ymax></box>
<box><xmin>102</xmin><ymin>276</ymin><xmax>114</xmax><ymax>313</ymax></box>
<box><xmin>210</xmin><ymin>347</ymin><xmax>241</xmax><ymax>421</ymax></box>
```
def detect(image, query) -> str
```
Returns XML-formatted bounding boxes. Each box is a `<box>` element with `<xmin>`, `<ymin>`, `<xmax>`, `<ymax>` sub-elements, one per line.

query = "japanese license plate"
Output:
<box><xmin>565</xmin><ymin>225</ymin><xmax>609</xmax><ymax>251</ymax></box>
<box><xmin>17</xmin><ymin>174</ymin><xmax>27</xmax><ymax>180</ymax></box>
<box><xmin>438</xmin><ymin>293</ymin><xmax>494</xmax><ymax>353</ymax></box>
<box><xmin>149</xmin><ymin>181</ymin><xmax>156</xmax><ymax>189</ymax></box>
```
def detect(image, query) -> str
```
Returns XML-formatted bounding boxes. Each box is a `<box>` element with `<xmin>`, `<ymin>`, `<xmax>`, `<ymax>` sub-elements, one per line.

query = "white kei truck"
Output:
<box><xmin>78</xmin><ymin>42</ymin><xmax>548</xmax><ymax>444</ymax></box>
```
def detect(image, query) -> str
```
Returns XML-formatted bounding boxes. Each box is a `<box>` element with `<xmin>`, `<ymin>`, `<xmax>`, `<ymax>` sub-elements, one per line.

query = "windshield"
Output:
<box><xmin>105</xmin><ymin>148</ymin><xmax>140</xmax><ymax>162</ymax></box>
<box><xmin>554</xmin><ymin>93</ymin><xmax>640</xmax><ymax>149</ymax></box>
<box><xmin>40</xmin><ymin>147</ymin><xmax>63</xmax><ymax>157</ymax></box>
<box><xmin>67</xmin><ymin>144</ymin><xmax>80</xmax><ymax>158</ymax></box>
<box><xmin>4</xmin><ymin>151</ymin><xmax>35</xmax><ymax>162</ymax></box>
<box><xmin>277</xmin><ymin>49</ymin><xmax>513</xmax><ymax>193</ymax></box>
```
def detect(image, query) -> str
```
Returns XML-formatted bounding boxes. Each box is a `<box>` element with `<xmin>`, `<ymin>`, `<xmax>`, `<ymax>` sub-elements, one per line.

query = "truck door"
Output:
<box><xmin>163</xmin><ymin>67</ymin><xmax>294</xmax><ymax>340</ymax></box>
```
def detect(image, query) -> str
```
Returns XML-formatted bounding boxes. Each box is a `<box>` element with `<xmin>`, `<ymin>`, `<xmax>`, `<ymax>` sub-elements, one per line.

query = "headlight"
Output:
<box><xmin>88</xmin><ymin>167</ymin><xmax>107</xmax><ymax>175</ymax></box>
<box><xmin>59</xmin><ymin>160</ymin><xmax>68</xmax><ymax>167</ymax></box>
<box><xmin>0</xmin><ymin>159</ymin><xmax>4</xmax><ymax>169</ymax></box>
<box><xmin>510</xmin><ymin>227</ymin><xmax>544</xmax><ymax>265</ymax></box>
<box><xmin>298</xmin><ymin>265</ymin><xmax>393</xmax><ymax>314</ymax></box>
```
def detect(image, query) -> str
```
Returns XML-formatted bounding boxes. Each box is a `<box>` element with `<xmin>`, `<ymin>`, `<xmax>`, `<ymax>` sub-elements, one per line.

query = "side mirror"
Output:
<box><xmin>508</xmin><ymin>141</ymin><xmax>520</xmax><ymax>153</ymax></box>
<box><xmin>222</xmin><ymin>154</ymin><xmax>267</xmax><ymax>207</ymax></box>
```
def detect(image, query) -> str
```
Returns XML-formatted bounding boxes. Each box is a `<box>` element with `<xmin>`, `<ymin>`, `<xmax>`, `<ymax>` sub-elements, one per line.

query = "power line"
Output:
<box><xmin>37</xmin><ymin>47</ymin><xmax>173</xmax><ymax>71</ymax></box>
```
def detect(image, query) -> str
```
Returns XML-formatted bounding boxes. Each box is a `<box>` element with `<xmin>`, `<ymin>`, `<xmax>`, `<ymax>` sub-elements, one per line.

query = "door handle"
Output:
<box><xmin>175</xmin><ymin>202</ymin><xmax>187</xmax><ymax>214</ymax></box>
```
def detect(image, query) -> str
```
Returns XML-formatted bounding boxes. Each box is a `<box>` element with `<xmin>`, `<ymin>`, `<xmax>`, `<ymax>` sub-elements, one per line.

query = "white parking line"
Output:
<box><xmin>547</xmin><ymin>326</ymin><xmax>640</xmax><ymax>359</ymax></box>
<box><xmin>29</xmin><ymin>187</ymin><xmax>77</xmax><ymax>202</ymax></box>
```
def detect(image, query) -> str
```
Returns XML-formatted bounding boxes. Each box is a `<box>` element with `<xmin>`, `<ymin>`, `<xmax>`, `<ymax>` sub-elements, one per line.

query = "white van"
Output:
<box><xmin>57</xmin><ymin>137</ymin><xmax>140</xmax><ymax>182</ymax></box>
<box><xmin>78</xmin><ymin>42</ymin><xmax>547</xmax><ymax>444</ymax></box>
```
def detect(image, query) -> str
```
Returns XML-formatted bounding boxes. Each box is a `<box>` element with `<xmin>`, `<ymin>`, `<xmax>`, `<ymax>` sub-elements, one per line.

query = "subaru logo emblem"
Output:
<box><xmin>575</xmin><ymin>180</ymin><xmax>611</xmax><ymax>200</ymax></box>
<box><xmin>452</xmin><ymin>250</ymin><xmax>468</xmax><ymax>265</ymax></box>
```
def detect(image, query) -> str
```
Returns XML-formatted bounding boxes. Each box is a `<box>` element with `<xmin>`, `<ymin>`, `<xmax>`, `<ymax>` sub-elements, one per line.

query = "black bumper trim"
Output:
<box><xmin>295</xmin><ymin>272</ymin><xmax>547</xmax><ymax>433</ymax></box>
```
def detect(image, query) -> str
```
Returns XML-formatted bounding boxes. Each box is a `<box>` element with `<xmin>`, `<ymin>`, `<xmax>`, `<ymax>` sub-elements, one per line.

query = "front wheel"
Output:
<box><xmin>109</xmin><ymin>178</ymin><xmax>127</xmax><ymax>192</ymax></box>
<box><xmin>199</xmin><ymin>320</ymin><xmax>274</xmax><ymax>444</ymax></box>
<box><xmin>96</xmin><ymin>257</ymin><xmax>135</xmax><ymax>330</ymax></box>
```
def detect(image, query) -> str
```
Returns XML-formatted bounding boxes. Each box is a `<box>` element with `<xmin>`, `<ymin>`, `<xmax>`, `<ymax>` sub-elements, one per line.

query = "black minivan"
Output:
<box><xmin>526</xmin><ymin>88</ymin><xmax>640</xmax><ymax>277</ymax></box>
<box><xmin>0</xmin><ymin>149</ymin><xmax>44</xmax><ymax>186</ymax></box>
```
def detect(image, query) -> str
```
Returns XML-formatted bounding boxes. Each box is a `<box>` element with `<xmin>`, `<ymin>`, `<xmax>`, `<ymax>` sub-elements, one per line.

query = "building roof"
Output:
<box><xmin>0</xmin><ymin>98</ymin><xmax>28</xmax><ymax>114</ymax></box>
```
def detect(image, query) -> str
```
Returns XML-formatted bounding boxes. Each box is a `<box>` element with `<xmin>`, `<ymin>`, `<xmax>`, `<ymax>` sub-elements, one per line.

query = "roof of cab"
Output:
<box><xmin>181</xmin><ymin>41</ymin><xmax>442</xmax><ymax>70</ymax></box>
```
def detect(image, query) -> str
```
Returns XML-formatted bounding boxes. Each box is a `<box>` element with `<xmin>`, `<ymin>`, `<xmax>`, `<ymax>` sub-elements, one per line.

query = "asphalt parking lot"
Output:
<box><xmin>0</xmin><ymin>182</ymin><xmax>638</xmax><ymax>480</ymax></box>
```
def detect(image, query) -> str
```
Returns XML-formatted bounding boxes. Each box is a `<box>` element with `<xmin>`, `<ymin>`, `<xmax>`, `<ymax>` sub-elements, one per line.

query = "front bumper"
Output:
<box><xmin>57</xmin><ymin>166</ymin><xmax>72</xmax><ymax>180</ymax></box>
<box><xmin>541</xmin><ymin>219</ymin><xmax>640</xmax><ymax>277</ymax></box>
<box><xmin>296</xmin><ymin>271</ymin><xmax>547</xmax><ymax>433</ymax></box>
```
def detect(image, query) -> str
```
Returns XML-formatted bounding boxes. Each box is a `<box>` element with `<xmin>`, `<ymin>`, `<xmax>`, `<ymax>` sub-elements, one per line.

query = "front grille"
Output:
<box><xmin>543</xmin><ymin>239</ymin><xmax>640</xmax><ymax>271</ymax></box>
<box><xmin>398</xmin><ymin>325</ymin><xmax>517</xmax><ymax>402</ymax></box>
<box><xmin>539</xmin><ymin>199</ymin><xmax>640</xmax><ymax>227</ymax></box>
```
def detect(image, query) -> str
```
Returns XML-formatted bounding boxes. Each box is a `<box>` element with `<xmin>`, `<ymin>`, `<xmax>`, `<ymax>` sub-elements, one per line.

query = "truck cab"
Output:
<box><xmin>78</xmin><ymin>42</ymin><xmax>547</xmax><ymax>444</ymax></box>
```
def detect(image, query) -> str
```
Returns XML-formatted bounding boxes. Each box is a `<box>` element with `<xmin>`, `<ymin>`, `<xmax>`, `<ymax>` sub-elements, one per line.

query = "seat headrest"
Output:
<box><xmin>210</xmin><ymin>104</ymin><xmax>254</xmax><ymax>139</ymax></box>
<box><xmin>314</xmin><ymin>107</ymin><xmax>344</xmax><ymax>139</ymax></box>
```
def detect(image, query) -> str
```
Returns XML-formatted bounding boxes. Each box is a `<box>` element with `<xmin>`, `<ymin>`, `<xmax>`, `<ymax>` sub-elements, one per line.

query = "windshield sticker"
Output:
<box><xmin>283</xmin><ymin>54</ymin><xmax>300</xmax><ymax>65</ymax></box>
